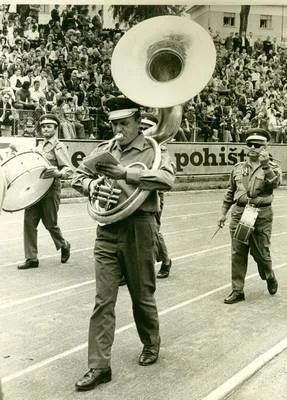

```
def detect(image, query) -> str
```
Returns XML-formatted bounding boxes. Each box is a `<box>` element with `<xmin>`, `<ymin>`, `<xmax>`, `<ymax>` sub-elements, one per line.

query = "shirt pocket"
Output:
<box><xmin>251</xmin><ymin>175</ymin><xmax>265</xmax><ymax>196</ymax></box>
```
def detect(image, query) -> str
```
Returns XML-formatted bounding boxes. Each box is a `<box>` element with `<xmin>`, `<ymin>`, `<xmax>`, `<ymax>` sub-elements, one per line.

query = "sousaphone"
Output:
<box><xmin>87</xmin><ymin>15</ymin><xmax>216</xmax><ymax>224</ymax></box>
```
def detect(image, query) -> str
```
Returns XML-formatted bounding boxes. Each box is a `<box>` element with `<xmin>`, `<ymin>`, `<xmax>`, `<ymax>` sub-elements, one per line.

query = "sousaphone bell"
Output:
<box><xmin>87</xmin><ymin>15</ymin><xmax>216</xmax><ymax>224</ymax></box>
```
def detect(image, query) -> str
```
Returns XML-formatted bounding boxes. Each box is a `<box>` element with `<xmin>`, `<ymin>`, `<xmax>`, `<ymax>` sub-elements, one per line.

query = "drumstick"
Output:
<box><xmin>211</xmin><ymin>226</ymin><xmax>222</xmax><ymax>239</ymax></box>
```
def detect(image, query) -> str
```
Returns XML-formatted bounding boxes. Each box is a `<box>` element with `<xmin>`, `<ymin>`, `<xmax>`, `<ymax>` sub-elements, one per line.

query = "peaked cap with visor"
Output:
<box><xmin>245</xmin><ymin>128</ymin><xmax>270</xmax><ymax>144</ymax></box>
<box><xmin>106</xmin><ymin>97</ymin><xmax>140</xmax><ymax>121</ymax></box>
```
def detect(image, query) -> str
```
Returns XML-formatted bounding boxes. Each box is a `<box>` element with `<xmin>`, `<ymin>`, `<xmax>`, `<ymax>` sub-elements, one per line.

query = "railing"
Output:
<box><xmin>0</xmin><ymin>107</ymin><xmax>113</xmax><ymax>140</ymax></box>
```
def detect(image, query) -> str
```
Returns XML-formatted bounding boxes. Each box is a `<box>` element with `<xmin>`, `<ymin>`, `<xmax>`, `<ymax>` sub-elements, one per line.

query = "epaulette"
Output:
<box><xmin>55</xmin><ymin>141</ymin><xmax>65</xmax><ymax>150</ymax></box>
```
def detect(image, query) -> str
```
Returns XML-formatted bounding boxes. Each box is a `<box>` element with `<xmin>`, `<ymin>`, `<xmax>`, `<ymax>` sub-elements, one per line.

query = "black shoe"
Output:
<box><xmin>18</xmin><ymin>259</ymin><xmax>39</xmax><ymax>270</ymax></box>
<box><xmin>61</xmin><ymin>242</ymin><xmax>71</xmax><ymax>263</ymax></box>
<box><xmin>75</xmin><ymin>367</ymin><xmax>112</xmax><ymax>391</ymax></box>
<box><xmin>224</xmin><ymin>291</ymin><xmax>245</xmax><ymax>304</ymax></box>
<box><xmin>119</xmin><ymin>276</ymin><xmax>127</xmax><ymax>286</ymax></box>
<box><xmin>138</xmin><ymin>337</ymin><xmax>160</xmax><ymax>366</ymax></box>
<box><xmin>157</xmin><ymin>259</ymin><xmax>172</xmax><ymax>279</ymax></box>
<box><xmin>267</xmin><ymin>276</ymin><xmax>278</xmax><ymax>295</ymax></box>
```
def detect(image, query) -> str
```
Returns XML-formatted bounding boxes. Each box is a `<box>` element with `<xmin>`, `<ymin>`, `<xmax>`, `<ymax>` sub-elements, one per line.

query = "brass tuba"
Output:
<box><xmin>87</xmin><ymin>15</ymin><xmax>216</xmax><ymax>224</ymax></box>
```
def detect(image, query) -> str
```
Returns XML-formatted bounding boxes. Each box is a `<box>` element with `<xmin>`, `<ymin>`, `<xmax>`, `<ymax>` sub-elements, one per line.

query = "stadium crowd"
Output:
<box><xmin>0</xmin><ymin>5</ymin><xmax>287</xmax><ymax>143</ymax></box>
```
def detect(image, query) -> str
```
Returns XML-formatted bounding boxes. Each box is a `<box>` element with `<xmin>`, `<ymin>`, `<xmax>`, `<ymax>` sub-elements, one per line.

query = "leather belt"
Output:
<box><xmin>236</xmin><ymin>203</ymin><xmax>271</xmax><ymax>208</ymax></box>
<box><xmin>133</xmin><ymin>210</ymin><xmax>155</xmax><ymax>216</ymax></box>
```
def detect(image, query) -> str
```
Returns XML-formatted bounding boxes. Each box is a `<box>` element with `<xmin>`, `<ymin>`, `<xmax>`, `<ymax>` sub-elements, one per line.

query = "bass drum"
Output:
<box><xmin>1</xmin><ymin>151</ymin><xmax>54</xmax><ymax>212</ymax></box>
<box><xmin>0</xmin><ymin>165</ymin><xmax>7</xmax><ymax>213</ymax></box>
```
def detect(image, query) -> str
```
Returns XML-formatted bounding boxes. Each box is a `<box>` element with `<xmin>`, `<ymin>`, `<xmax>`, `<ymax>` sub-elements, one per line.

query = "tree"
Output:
<box><xmin>239</xmin><ymin>5</ymin><xmax>250</xmax><ymax>35</ymax></box>
<box><xmin>111</xmin><ymin>5</ymin><xmax>186</xmax><ymax>27</ymax></box>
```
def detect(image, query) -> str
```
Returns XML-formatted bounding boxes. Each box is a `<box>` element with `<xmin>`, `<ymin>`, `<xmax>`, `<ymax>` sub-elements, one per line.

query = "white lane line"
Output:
<box><xmin>0</xmin><ymin>226</ymin><xmax>97</xmax><ymax>244</ymax></box>
<box><xmin>0</xmin><ymin>244</ymin><xmax>229</xmax><ymax>309</ymax></box>
<box><xmin>2</xmin><ymin>227</ymin><xmax>287</xmax><ymax>269</ymax></box>
<box><xmin>0</xmin><ymin>226</ymin><xmax>199</xmax><ymax>245</ymax></box>
<box><xmin>165</xmin><ymin>211</ymin><xmax>217</xmax><ymax>219</ymax></box>
<box><xmin>0</xmin><ymin>280</ymin><xmax>96</xmax><ymax>310</ymax></box>
<box><xmin>201</xmin><ymin>337</ymin><xmax>287</xmax><ymax>400</ymax></box>
<box><xmin>2</xmin><ymin>262</ymin><xmax>287</xmax><ymax>384</ymax></box>
<box><xmin>0</xmin><ymin>247</ymin><xmax>93</xmax><ymax>268</ymax></box>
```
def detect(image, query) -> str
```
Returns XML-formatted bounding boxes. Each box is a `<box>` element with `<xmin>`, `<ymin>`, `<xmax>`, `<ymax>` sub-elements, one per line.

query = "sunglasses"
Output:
<box><xmin>246</xmin><ymin>142</ymin><xmax>263</xmax><ymax>148</ymax></box>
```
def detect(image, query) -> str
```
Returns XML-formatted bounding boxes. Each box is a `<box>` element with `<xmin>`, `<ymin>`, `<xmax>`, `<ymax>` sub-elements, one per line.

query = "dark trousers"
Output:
<box><xmin>229</xmin><ymin>204</ymin><xmax>275</xmax><ymax>293</ymax></box>
<box><xmin>23</xmin><ymin>183</ymin><xmax>66</xmax><ymax>260</ymax></box>
<box><xmin>88</xmin><ymin>213</ymin><xmax>159</xmax><ymax>369</ymax></box>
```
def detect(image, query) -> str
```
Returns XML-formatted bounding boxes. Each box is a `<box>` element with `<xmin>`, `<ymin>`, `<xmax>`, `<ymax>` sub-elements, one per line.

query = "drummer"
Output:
<box><xmin>217</xmin><ymin>128</ymin><xmax>281</xmax><ymax>303</ymax></box>
<box><xmin>18</xmin><ymin>113</ymin><xmax>73</xmax><ymax>270</ymax></box>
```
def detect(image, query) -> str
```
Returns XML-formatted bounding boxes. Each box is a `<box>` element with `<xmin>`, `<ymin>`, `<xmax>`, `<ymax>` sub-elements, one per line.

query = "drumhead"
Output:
<box><xmin>3</xmin><ymin>171</ymin><xmax>54</xmax><ymax>212</ymax></box>
<box><xmin>0</xmin><ymin>166</ymin><xmax>7</xmax><ymax>213</ymax></box>
<box><xmin>1</xmin><ymin>150</ymin><xmax>54</xmax><ymax>212</ymax></box>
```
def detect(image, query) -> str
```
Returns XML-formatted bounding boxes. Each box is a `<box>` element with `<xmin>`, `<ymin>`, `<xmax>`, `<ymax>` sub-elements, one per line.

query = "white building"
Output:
<box><xmin>187</xmin><ymin>4</ymin><xmax>287</xmax><ymax>41</ymax></box>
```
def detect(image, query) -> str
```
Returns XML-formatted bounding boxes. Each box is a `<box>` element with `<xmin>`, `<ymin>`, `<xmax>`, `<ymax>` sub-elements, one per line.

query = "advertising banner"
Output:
<box><xmin>59</xmin><ymin>140</ymin><xmax>287</xmax><ymax>175</ymax></box>
<box><xmin>3</xmin><ymin>138</ymin><xmax>287</xmax><ymax>176</ymax></box>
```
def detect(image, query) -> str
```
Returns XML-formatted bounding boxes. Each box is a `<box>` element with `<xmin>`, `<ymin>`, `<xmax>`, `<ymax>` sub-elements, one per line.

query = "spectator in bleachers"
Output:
<box><xmin>14</xmin><ymin>80</ymin><xmax>34</xmax><ymax>110</ymax></box>
<box><xmin>63</xmin><ymin>95</ymin><xmax>85</xmax><ymax>139</ymax></box>
<box><xmin>0</xmin><ymin>91</ymin><xmax>17</xmax><ymax>136</ymax></box>
<box><xmin>45</xmin><ymin>83</ymin><xmax>57</xmax><ymax>110</ymax></box>
<box><xmin>35</xmin><ymin>69</ymin><xmax>48</xmax><ymax>92</ymax></box>
<box><xmin>3</xmin><ymin>5</ymin><xmax>287</xmax><ymax>142</ymax></box>
<box><xmin>30</xmin><ymin>78</ymin><xmax>45</xmax><ymax>103</ymax></box>
<box><xmin>50</xmin><ymin>5</ymin><xmax>61</xmax><ymax>24</ymax></box>
<box><xmin>65</xmin><ymin>69</ymin><xmax>80</xmax><ymax>93</ymax></box>
<box><xmin>0</xmin><ymin>69</ymin><xmax>15</xmax><ymax>100</ymax></box>
<box><xmin>54</xmin><ymin>71</ymin><xmax>67</xmax><ymax>91</ymax></box>
<box><xmin>24</xmin><ymin>23</ymin><xmax>39</xmax><ymax>48</ymax></box>
<box><xmin>263</xmin><ymin>35</ymin><xmax>273</xmax><ymax>55</ymax></box>
<box><xmin>51</xmin><ymin>95</ymin><xmax>76</xmax><ymax>139</ymax></box>
<box><xmin>9</xmin><ymin>67</ymin><xmax>23</xmax><ymax>91</ymax></box>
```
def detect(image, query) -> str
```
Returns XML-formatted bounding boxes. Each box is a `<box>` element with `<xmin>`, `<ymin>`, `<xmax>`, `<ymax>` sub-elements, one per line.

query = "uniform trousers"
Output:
<box><xmin>24</xmin><ymin>182</ymin><xmax>66</xmax><ymax>260</ymax></box>
<box><xmin>154</xmin><ymin>194</ymin><xmax>169</xmax><ymax>264</ymax></box>
<box><xmin>88</xmin><ymin>212</ymin><xmax>159</xmax><ymax>369</ymax></box>
<box><xmin>229</xmin><ymin>204</ymin><xmax>275</xmax><ymax>293</ymax></box>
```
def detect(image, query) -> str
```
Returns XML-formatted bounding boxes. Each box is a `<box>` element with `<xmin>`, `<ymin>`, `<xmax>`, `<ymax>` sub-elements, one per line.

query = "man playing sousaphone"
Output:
<box><xmin>218</xmin><ymin>128</ymin><xmax>282</xmax><ymax>304</ymax></box>
<box><xmin>71</xmin><ymin>97</ymin><xmax>175</xmax><ymax>391</ymax></box>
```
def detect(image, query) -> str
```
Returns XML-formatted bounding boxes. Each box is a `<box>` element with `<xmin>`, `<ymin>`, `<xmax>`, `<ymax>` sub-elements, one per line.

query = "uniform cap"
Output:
<box><xmin>245</xmin><ymin>128</ymin><xmax>270</xmax><ymax>143</ymax></box>
<box><xmin>140</xmin><ymin>112</ymin><xmax>158</xmax><ymax>129</ymax></box>
<box><xmin>39</xmin><ymin>113</ymin><xmax>60</xmax><ymax>126</ymax></box>
<box><xmin>105</xmin><ymin>97</ymin><xmax>140</xmax><ymax>121</ymax></box>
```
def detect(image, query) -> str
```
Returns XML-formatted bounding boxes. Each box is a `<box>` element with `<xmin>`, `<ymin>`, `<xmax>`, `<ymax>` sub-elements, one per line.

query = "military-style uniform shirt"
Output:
<box><xmin>223</xmin><ymin>159</ymin><xmax>281</xmax><ymax>212</ymax></box>
<box><xmin>37</xmin><ymin>135</ymin><xmax>73</xmax><ymax>179</ymax></box>
<box><xmin>72</xmin><ymin>133</ymin><xmax>175</xmax><ymax>213</ymax></box>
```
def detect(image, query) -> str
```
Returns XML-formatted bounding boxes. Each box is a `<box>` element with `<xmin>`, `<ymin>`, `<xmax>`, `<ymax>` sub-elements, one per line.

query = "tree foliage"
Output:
<box><xmin>111</xmin><ymin>5</ymin><xmax>186</xmax><ymax>25</ymax></box>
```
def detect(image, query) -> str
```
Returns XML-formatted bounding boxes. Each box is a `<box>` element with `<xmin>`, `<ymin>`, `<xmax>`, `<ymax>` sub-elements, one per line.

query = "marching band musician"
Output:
<box><xmin>217</xmin><ymin>128</ymin><xmax>281</xmax><ymax>304</ymax></box>
<box><xmin>140</xmin><ymin>112</ymin><xmax>172</xmax><ymax>279</ymax></box>
<box><xmin>71</xmin><ymin>97</ymin><xmax>175</xmax><ymax>392</ymax></box>
<box><xmin>18</xmin><ymin>113</ymin><xmax>72</xmax><ymax>270</ymax></box>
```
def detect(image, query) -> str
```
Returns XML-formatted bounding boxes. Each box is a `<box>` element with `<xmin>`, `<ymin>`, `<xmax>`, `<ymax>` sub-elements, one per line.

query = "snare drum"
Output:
<box><xmin>1</xmin><ymin>151</ymin><xmax>54</xmax><ymax>212</ymax></box>
<box><xmin>233</xmin><ymin>204</ymin><xmax>259</xmax><ymax>244</ymax></box>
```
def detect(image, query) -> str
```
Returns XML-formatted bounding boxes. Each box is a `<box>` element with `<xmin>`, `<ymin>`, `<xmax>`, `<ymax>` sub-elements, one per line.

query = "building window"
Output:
<box><xmin>223</xmin><ymin>13</ymin><xmax>235</xmax><ymax>27</ymax></box>
<box><xmin>260</xmin><ymin>15</ymin><xmax>272</xmax><ymax>29</ymax></box>
<box><xmin>39</xmin><ymin>5</ymin><xmax>49</xmax><ymax>14</ymax></box>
